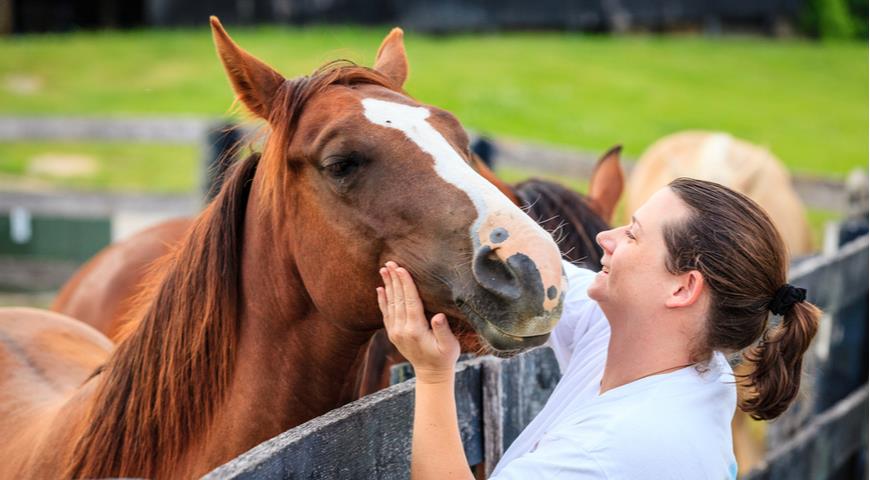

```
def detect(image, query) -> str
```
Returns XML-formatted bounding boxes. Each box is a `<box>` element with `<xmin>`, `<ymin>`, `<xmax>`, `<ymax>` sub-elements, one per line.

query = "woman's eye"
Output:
<box><xmin>624</xmin><ymin>229</ymin><xmax>636</xmax><ymax>240</ymax></box>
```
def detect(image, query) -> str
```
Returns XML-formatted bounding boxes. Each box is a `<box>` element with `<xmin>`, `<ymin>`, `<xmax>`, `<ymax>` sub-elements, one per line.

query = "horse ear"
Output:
<box><xmin>588</xmin><ymin>144</ymin><xmax>624</xmax><ymax>223</ymax></box>
<box><xmin>374</xmin><ymin>27</ymin><xmax>409</xmax><ymax>88</ymax></box>
<box><xmin>210</xmin><ymin>16</ymin><xmax>286</xmax><ymax>120</ymax></box>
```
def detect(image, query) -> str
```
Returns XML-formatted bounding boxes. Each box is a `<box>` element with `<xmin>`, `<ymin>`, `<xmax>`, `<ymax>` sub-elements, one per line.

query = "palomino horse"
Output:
<box><xmin>0</xmin><ymin>18</ymin><xmax>566</xmax><ymax>479</ymax></box>
<box><xmin>626</xmin><ymin>131</ymin><xmax>813</xmax><ymax>256</ymax></box>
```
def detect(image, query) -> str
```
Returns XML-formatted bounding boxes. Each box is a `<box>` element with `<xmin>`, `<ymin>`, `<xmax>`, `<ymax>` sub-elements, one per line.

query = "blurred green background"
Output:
<box><xmin>0</xmin><ymin>26</ymin><xmax>866</xmax><ymax>194</ymax></box>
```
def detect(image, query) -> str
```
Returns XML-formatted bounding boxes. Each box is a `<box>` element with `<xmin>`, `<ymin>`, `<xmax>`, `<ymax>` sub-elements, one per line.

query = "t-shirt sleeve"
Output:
<box><xmin>546</xmin><ymin>261</ymin><xmax>604</xmax><ymax>371</ymax></box>
<box><xmin>489</xmin><ymin>432</ymin><xmax>607</xmax><ymax>480</ymax></box>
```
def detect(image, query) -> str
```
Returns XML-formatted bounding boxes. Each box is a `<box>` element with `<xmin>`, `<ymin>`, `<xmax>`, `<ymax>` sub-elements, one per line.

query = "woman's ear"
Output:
<box><xmin>211</xmin><ymin>16</ymin><xmax>286</xmax><ymax>120</ymax></box>
<box><xmin>665</xmin><ymin>270</ymin><xmax>705</xmax><ymax>309</ymax></box>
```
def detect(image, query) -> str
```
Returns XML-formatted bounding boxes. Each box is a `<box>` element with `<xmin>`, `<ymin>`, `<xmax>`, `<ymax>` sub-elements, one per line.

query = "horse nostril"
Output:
<box><xmin>472</xmin><ymin>245</ymin><xmax>522</xmax><ymax>301</ymax></box>
<box><xmin>472</xmin><ymin>245</ymin><xmax>522</xmax><ymax>300</ymax></box>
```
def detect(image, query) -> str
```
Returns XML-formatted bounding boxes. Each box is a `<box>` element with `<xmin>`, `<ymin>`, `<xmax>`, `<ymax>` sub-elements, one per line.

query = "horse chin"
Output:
<box><xmin>455</xmin><ymin>303</ymin><xmax>551</xmax><ymax>355</ymax></box>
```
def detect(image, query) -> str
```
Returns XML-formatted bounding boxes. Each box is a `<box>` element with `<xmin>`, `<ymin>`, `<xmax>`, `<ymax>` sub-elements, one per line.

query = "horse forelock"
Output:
<box><xmin>66</xmin><ymin>152</ymin><xmax>261</xmax><ymax>479</ymax></box>
<box><xmin>514</xmin><ymin>179</ymin><xmax>609</xmax><ymax>269</ymax></box>
<box><xmin>258</xmin><ymin>61</ymin><xmax>403</xmax><ymax>220</ymax></box>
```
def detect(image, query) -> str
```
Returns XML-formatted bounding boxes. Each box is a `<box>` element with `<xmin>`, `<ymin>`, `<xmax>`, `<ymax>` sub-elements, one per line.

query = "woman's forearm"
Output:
<box><xmin>411</xmin><ymin>374</ymin><xmax>474</xmax><ymax>480</ymax></box>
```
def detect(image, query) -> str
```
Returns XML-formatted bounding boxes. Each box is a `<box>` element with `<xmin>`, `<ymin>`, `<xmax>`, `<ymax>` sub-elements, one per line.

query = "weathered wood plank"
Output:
<box><xmin>497</xmin><ymin>347</ymin><xmax>561</xmax><ymax>451</ymax></box>
<box><xmin>0</xmin><ymin>189</ymin><xmax>198</xmax><ymax>218</ymax></box>
<box><xmin>744</xmin><ymin>385</ymin><xmax>869</xmax><ymax>480</ymax></box>
<box><xmin>482</xmin><ymin>347</ymin><xmax>561</xmax><ymax>475</ymax></box>
<box><xmin>787</xmin><ymin>235</ymin><xmax>869</xmax><ymax>315</ymax></box>
<box><xmin>0</xmin><ymin>256</ymin><xmax>79</xmax><ymax>291</ymax></box>
<box><xmin>0</xmin><ymin>117</ymin><xmax>210</xmax><ymax>143</ymax></box>
<box><xmin>204</xmin><ymin>358</ymin><xmax>486</xmax><ymax>479</ymax></box>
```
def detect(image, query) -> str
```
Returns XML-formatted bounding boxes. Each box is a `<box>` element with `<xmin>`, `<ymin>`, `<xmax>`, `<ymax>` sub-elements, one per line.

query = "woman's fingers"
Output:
<box><xmin>376</xmin><ymin>286</ymin><xmax>387</xmax><ymax>318</ymax></box>
<box><xmin>396</xmin><ymin>267</ymin><xmax>425</xmax><ymax>320</ymax></box>
<box><xmin>386</xmin><ymin>262</ymin><xmax>406</xmax><ymax>326</ymax></box>
<box><xmin>379</xmin><ymin>267</ymin><xmax>394</xmax><ymax>326</ymax></box>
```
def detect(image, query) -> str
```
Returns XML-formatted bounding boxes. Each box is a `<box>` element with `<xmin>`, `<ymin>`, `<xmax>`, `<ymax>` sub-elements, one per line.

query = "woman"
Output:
<box><xmin>377</xmin><ymin>177</ymin><xmax>819</xmax><ymax>479</ymax></box>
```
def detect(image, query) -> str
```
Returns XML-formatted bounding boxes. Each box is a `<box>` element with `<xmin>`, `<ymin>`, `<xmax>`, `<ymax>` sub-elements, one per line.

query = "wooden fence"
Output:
<box><xmin>205</xmin><ymin>235</ymin><xmax>868</xmax><ymax>479</ymax></box>
<box><xmin>0</xmin><ymin>117</ymin><xmax>231</xmax><ymax>290</ymax></box>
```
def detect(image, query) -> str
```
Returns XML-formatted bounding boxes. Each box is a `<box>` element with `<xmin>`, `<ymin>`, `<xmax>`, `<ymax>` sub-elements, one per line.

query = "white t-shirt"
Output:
<box><xmin>491</xmin><ymin>262</ymin><xmax>739</xmax><ymax>480</ymax></box>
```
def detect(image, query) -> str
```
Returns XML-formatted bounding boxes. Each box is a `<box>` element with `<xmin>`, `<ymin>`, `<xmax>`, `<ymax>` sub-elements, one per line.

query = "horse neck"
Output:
<box><xmin>192</xmin><ymin>179</ymin><xmax>375</xmax><ymax>474</ymax></box>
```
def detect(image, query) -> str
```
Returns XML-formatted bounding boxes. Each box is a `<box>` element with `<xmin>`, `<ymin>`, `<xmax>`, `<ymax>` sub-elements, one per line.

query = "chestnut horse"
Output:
<box><xmin>0</xmin><ymin>18</ymin><xmax>566</xmax><ymax>479</ymax></box>
<box><xmin>626</xmin><ymin>131</ymin><xmax>813</xmax><ymax>256</ymax></box>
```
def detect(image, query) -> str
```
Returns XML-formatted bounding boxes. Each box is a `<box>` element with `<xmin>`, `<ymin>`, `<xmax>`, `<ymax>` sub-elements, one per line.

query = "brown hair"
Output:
<box><xmin>663</xmin><ymin>177</ymin><xmax>820</xmax><ymax>421</ymax></box>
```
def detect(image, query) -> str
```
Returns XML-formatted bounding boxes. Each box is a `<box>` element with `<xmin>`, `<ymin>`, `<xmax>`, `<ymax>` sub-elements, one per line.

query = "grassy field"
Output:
<box><xmin>0</xmin><ymin>25</ymin><xmax>866</xmax><ymax>187</ymax></box>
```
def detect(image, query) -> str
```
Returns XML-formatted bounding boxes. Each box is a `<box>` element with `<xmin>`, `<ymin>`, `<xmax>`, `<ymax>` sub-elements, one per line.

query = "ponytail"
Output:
<box><xmin>738</xmin><ymin>301</ymin><xmax>821</xmax><ymax>420</ymax></box>
<box><xmin>666</xmin><ymin>178</ymin><xmax>822</xmax><ymax>421</ymax></box>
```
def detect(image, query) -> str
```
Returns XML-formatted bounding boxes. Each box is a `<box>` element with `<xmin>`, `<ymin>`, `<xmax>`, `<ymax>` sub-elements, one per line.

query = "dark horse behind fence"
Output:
<box><xmin>0</xmin><ymin>18</ymin><xmax>566</xmax><ymax>479</ymax></box>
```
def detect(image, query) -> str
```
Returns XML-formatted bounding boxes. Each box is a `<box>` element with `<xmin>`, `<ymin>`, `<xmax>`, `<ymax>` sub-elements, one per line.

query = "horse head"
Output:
<box><xmin>211</xmin><ymin>18</ymin><xmax>565</xmax><ymax>352</ymax></box>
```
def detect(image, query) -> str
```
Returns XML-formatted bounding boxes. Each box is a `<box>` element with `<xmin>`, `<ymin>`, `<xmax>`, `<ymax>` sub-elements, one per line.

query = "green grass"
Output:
<box><xmin>0</xmin><ymin>26</ymin><xmax>866</xmax><ymax>180</ymax></box>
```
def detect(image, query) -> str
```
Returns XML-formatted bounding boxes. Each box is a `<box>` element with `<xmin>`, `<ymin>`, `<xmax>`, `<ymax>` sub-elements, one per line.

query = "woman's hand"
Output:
<box><xmin>377</xmin><ymin>261</ymin><xmax>460</xmax><ymax>384</ymax></box>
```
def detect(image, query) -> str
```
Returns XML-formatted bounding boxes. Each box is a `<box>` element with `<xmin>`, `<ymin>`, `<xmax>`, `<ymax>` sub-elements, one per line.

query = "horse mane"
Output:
<box><xmin>66</xmin><ymin>62</ymin><xmax>400</xmax><ymax>479</ymax></box>
<box><xmin>514</xmin><ymin>178</ymin><xmax>610</xmax><ymax>269</ymax></box>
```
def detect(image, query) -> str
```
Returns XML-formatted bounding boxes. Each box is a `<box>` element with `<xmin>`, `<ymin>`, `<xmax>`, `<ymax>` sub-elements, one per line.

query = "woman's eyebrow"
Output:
<box><xmin>631</xmin><ymin>216</ymin><xmax>643</xmax><ymax>231</ymax></box>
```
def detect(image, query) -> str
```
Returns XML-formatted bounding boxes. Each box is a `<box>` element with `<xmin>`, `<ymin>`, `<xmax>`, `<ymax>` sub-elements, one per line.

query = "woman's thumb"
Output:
<box><xmin>430</xmin><ymin>313</ymin><xmax>454</xmax><ymax>343</ymax></box>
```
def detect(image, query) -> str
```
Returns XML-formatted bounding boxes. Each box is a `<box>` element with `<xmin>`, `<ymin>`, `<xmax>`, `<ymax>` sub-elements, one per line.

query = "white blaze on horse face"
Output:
<box><xmin>361</xmin><ymin>97</ymin><xmax>565</xmax><ymax>313</ymax></box>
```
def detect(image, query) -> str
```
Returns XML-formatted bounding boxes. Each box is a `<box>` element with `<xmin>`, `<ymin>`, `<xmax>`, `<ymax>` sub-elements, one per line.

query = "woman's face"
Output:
<box><xmin>587</xmin><ymin>187</ymin><xmax>690</xmax><ymax>314</ymax></box>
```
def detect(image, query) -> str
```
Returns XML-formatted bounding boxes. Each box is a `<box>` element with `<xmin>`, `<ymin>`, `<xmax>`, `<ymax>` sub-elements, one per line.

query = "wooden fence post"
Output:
<box><xmin>481</xmin><ymin>347</ymin><xmax>561</xmax><ymax>476</ymax></box>
<box><xmin>482</xmin><ymin>356</ymin><xmax>505</xmax><ymax>477</ymax></box>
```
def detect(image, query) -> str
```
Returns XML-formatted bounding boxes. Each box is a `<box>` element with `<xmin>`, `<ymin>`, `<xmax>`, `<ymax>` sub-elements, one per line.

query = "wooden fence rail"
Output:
<box><xmin>205</xmin><ymin>349</ymin><xmax>563</xmax><ymax>479</ymax></box>
<box><xmin>744</xmin><ymin>385</ymin><xmax>868</xmax><ymax>480</ymax></box>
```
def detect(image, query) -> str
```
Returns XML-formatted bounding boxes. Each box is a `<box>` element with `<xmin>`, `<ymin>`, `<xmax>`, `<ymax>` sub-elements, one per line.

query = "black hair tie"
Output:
<box><xmin>768</xmin><ymin>284</ymin><xmax>807</xmax><ymax>316</ymax></box>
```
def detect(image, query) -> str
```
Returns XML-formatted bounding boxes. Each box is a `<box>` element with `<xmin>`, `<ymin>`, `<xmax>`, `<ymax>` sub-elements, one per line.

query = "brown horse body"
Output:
<box><xmin>1</xmin><ymin>20</ymin><xmax>565</xmax><ymax>478</ymax></box>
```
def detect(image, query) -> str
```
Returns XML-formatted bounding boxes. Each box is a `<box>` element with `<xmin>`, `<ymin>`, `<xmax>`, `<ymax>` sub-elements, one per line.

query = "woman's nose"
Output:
<box><xmin>596</xmin><ymin>229</ymin><xmax>616</xmax><ymax>254</ymax></box>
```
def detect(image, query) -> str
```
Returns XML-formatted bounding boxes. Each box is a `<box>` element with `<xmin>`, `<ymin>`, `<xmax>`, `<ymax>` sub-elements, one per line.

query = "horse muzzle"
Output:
<box><xmin>453</xmin><ymin>245</ymin><xmax>566</xmax><ymax>353</ymax></box>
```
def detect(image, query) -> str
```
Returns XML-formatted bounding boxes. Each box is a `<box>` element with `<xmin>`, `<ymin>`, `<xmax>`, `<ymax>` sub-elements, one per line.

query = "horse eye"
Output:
<box><xmin>324</xmin><ymin>155</ymin><xmax>362</xmax><ymax>179</ymax></box>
